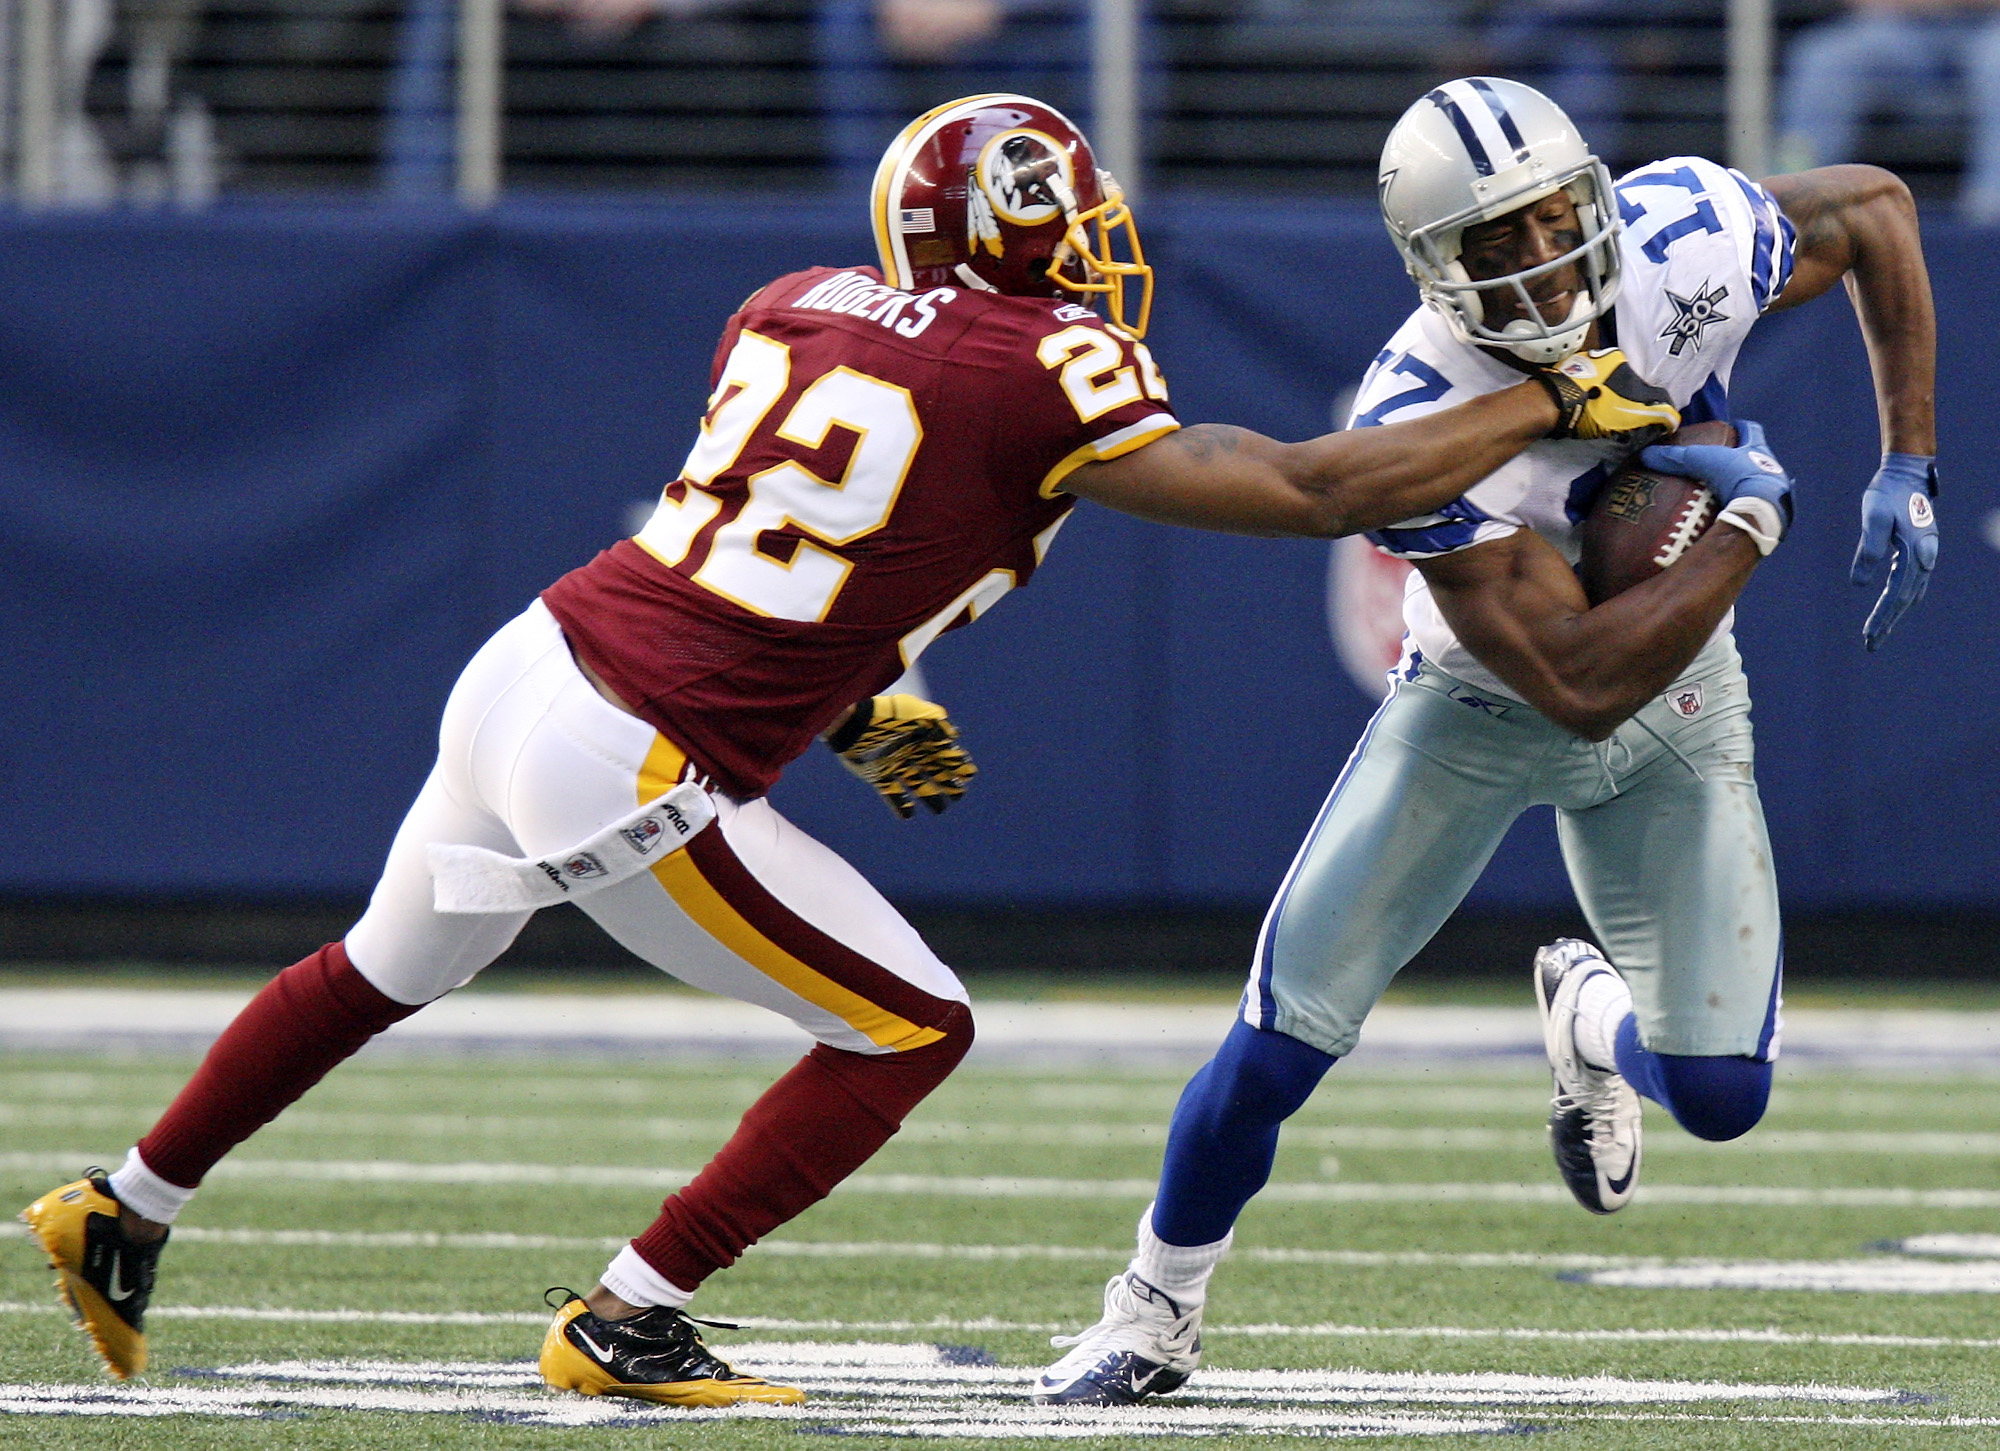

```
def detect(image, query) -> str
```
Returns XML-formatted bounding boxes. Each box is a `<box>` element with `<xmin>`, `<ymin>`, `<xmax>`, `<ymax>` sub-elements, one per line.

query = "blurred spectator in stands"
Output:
<box><xmin>816</xmin><ymin>0</ymin><xmax>1091</xmax><ymax>194</ymax></box>
<box><xmin>1777</xmin><ymin>0</ymin><xmax>2000</xmax><ymax>222</ymax></box>
<box><xmin>385</xmin><ymin>0</ymin><xmax>752</xmax><ymax>196</ymax></box>
<box><xmin>1228</xmin><ymin>0</ymin><xmax>1468</xmax><ymax>62</ymax></box>
<box><xmin>1477</xmin><ymin>0</ymin><xmax>1684</xmax><ymax>169</ymax></box>
<box><xmin>47</xmin><ymin>0</ymin><xmax>218</xmax><ymax>203</ymax></box>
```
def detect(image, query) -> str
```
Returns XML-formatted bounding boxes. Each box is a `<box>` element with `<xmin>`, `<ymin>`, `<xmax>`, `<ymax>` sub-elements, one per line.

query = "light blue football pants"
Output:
<box><xmin>1246</xmin><ymin>634</ymin><xmax>1783</xmax><ymax>1062</ymax></box>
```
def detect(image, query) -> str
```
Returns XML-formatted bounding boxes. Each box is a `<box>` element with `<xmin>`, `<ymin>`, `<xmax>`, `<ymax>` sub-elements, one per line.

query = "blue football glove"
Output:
<box><xmin>1639</xmin><ymin>418</ymin><xmax>1795</xmax><ymax>532</ymax></box>
<box><xmin>1849</xmin><ymin>452</ymin><xmax>1940</xmax><ymax>652</ymax></box>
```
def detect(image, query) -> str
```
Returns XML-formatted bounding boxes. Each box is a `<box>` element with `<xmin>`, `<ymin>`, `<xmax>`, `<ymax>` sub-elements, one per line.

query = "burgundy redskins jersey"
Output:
<box><xmin>542</xmin><ymin>265</ymin><xmax>1179</xmax><ymax>798</ymax></box>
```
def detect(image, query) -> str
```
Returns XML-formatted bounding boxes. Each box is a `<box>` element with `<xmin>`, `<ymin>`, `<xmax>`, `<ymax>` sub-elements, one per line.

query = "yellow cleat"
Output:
<box><xmin>538</xmin><ymin>1290</ymin><xmax>805</xmax><ymax>1407</ymax></box>
<box><xmin>20</xmin><ymin>1171</ymin><xmax>167</xmax><ymax>1380</ymax></box>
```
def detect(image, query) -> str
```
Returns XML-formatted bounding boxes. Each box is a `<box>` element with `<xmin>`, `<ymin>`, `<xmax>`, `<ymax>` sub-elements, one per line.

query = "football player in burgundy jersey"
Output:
<box><xmin>22</xmin><ymin>93</ymin><xmax>1677</xmax><ymax>1404</ymax></box>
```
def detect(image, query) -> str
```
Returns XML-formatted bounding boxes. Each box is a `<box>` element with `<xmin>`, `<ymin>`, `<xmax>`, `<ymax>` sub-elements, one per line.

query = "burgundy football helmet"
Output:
<box><xmin>871</xmin><ymin>93</ymin><xmax>1153</xmax><ymax>337</ymax></box>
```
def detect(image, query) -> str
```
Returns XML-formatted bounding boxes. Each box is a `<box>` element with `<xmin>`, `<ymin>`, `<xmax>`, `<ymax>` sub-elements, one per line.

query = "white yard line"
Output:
<box><xmin>11</xmin><ymin>1151</ymin><xmax>2000</xmax><ymax>1207</ymax></box>
<box><xmin>12</xmin><ymin>1105</ymin><xmax>2000</xmax><ymax>1156</ymax></box>
<box><xmin>0</xmin><ymin>1220</ymin><xmax>1749</xmax><ymax>1271</ymax></box>
<box><xmin>1569</xmin><ymin>1259</ymin><xmax>2000</xmax><ymax>1293</ymax></box>
<box><xmin>0</xmin><ymin>1344</ymin><xmax>1909</xmax><ymax>1433</ymax></box>
<box><xmin>4</xmin><ymin>990</ymin><xmax>1998</xmax><ymax>1066</ymax></box>
<box><xmin>4</xmin><ymin>1300</ymin><xmax>2000</xmax><ymax>1347</ymax></box>
<box><xmin>1890</xmin><ymin>1233</ymin><xmax>2000</xmax><ymax>1258</ymax></box>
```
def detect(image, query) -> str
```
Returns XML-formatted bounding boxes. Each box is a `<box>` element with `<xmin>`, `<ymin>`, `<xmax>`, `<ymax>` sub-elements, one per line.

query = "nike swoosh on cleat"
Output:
<box><xmin>573</xmin><ymin>1328</ymin><xmax>618</xmax><ymax>1364</ymax></box>
<box><xmin>105</xmin><ymin>1259</ymin><xmax>134</xmax><ymax>1302</ymax></box>
<box><xmin>1605</xmin><ymin>1164</ymin><xmax>1636</xmax><ymax>1196</ymax></box>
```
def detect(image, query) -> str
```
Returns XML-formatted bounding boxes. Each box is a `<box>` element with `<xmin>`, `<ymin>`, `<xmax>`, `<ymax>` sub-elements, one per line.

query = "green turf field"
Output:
<box><xmin>6</xmin><ymin>1031</ymin><xmax>2000</xmax><ymax>1447</ymax></box>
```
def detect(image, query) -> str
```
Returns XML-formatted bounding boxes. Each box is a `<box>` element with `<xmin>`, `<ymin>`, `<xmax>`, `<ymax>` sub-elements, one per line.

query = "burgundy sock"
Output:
<box><xmin>136</xmin><ymin>942</ymin><xmax>424</xmax><ymax>1189</ymax></box>
<box><xmin>630</xmin><ymin>1001</ymin><xmax>974</xmax><ymax>1290</ymax></box>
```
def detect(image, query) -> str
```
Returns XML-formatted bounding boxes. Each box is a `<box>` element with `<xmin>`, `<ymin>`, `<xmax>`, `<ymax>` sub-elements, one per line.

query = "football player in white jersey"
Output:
<box><xmin>1038</xmin><ymin>76</ymin><xmax>1938</xmax><ymax>1407</ymax></box>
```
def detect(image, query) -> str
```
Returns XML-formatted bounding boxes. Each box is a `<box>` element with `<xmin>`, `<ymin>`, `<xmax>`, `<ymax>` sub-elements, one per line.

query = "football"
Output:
<box><xmin>1577</xmin><ymin>420</ymin><xmax>1736</xmax><ymax>604</ymax></box>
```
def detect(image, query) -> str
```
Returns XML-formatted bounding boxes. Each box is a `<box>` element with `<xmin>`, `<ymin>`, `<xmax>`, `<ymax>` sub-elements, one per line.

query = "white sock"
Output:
<box><xmin>1573</xmin><ymin>968</ymin><xmax>1634</xmax><ymax>1073</ymax></box>
<box><xmin>1130</xmin><ymin>1203</ymin><xmax>1231</xmax><ymax>1307</ymax></box>
<box><xmin>598</xmin><ymin>1244</ymin><xmax>695</xmax><ymax>1310</ymax></box>
<box><xmin>106</xmin><ymin>1148</ymin><xmax>196</xmax><ymax>1225</ymax></box>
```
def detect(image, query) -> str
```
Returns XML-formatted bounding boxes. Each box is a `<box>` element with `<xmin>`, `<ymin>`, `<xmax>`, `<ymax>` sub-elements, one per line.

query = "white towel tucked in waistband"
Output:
<box><xmin>427</xmin><ymin>781</ymin><xmax>717</xmax><ymax>914</ymax></box>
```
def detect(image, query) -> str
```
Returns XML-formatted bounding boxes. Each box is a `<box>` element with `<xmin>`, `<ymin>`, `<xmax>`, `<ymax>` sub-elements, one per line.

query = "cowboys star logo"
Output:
<box><xmin>1659</xmin><ymin>280</ymin><xmax>1731</xmax><ymax>356</ymax></box>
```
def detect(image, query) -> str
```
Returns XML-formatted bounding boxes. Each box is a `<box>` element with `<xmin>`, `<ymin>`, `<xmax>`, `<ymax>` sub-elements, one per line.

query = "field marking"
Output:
<box><xmin>1568</xmin><ymin>1258</ymin><xmax>2000</xmax><ymax>1294</ymax></box>
<box><xmin>12</xmin><ymin>1152</ymin><xmax>2000</xmax><ymax>1208</ymax></box>
<box><xmin>1888</xmin><ymin>1233</ymin><xmax>2000</xmax><ymax>1258</ymax></box>
<box><xmin>23</xmin><ymin>1220</ymin><xmax>1993</xmax><ymax>1286</ymax></box>
<box><xmin>6</xmin><ymin>1299</ymin><xmax>2000</xmax><ymax>1348</ymax></box>
<box><xmin>13</xmin><ymin>1104</ymin><xmax>2000</xmax><ymax>1157</ymax></box>
<box><xmin>201</xmin><ymin>1348</ymin><xmax>1906</xmax><ymax>1406</ymax></box>
<box><xmin>0</xmin><ymin>1344</ymin><xmax>1911</xmax><ymax>1436</ymax></box>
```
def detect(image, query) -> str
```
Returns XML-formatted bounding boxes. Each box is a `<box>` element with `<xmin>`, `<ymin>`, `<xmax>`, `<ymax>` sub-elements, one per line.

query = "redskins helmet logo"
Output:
<box><xmin>975</xmin><ymin>130</ymin><xmax>1073</xmax><ymax>225</ymax></box>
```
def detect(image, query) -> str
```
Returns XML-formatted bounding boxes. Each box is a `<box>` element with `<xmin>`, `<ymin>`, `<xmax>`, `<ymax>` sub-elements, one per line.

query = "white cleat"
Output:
<box><xmin>1533</xmin><ymin>938</ymin><xmax>1642</xmax><ymax>1214</ymax></box>
<box><xmin>1034</xmin><ymin>1272</ymin><xmax>1202</xmax><ymax>1406</ymax></box>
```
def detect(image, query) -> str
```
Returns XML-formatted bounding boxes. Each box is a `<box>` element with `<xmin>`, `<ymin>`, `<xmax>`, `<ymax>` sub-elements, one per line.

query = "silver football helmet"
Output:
<box><xmin>1378</xmin><ymin>77</ymin><xmax>1621</xmax><ymax>364</ymax></box>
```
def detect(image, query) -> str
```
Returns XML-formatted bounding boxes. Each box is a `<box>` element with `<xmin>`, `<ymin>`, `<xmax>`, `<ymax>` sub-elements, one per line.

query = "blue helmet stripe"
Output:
<box><xmin>1426</xmin><ymin>88</ymin><xmax>1494</xmax><ymax>176</ymax></box>
<box><xmin>1467</xmin><ymin>77</ymin><xmax>1527</xmax><ymax>158</ymax></box>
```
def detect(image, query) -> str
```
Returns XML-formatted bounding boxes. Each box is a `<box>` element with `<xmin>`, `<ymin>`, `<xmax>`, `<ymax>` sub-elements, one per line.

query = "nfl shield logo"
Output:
<box><xmin>1670</xmin><ymin>685</ymin><xmax>1704</xmax><ymax>719</ymax></box>
<box><xmin>563</xmin><ymin>852</ymin><xmax>609</xmax><ymax>880</ymax></box>
<box><xmin>621</xmin><ymin>817</ymin><xmax>664</xmax><ymax>855</ymax></box>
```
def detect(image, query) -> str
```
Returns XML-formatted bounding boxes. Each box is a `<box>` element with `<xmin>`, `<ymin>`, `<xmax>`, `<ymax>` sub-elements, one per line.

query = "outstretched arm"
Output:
<box><xmin>1762</xmin><ymin>164</ymin><xmax>1940</xmax><ymax>648</ymax></box>
<box><xmin>1063</xmin><ymin>352</ymin><xmax>1678</xmax><ymax>539</ymax></box>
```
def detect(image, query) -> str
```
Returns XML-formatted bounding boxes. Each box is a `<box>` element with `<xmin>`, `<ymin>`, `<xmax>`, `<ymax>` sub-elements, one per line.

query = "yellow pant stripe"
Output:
<box><xmin>637</xmin><ymin>736</ymin><xmax>943</xmax><ymax>1052</ymax></box>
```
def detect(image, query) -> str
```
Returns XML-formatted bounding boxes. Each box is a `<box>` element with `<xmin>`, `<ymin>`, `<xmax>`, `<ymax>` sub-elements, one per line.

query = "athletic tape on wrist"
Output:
<box><xmin>427</xmin><ymin>781</ymin><xmax>716</xmax><ymax>914</ymax></box>
<box><xmin>1716</xmin><ymin>496</ymin><xmax>1785</xmax><ymax>556</ymax></box>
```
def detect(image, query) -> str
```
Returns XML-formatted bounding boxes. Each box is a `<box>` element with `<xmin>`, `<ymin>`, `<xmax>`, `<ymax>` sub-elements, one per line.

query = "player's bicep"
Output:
<box><xmin>1415</xmin><ymin>532</ymin><xmax>1592</xmax><ymax>697</ymax></box>
<box><xmin>1760</xmin><ymin>168</ymin><xmax>1863</xmax><ymax>313</ymax></box>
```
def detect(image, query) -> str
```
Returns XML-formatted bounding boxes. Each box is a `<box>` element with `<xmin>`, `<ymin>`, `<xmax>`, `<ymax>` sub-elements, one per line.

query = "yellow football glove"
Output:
<box><xmin>825</xmin><ymin>694</ymin><xmax>977</xmax><ymax>819</ymax></box>
<box><xmin>1536</xmin><ymin>348</ymin><xmax>1680</xmax><ymax>445</ymax></box>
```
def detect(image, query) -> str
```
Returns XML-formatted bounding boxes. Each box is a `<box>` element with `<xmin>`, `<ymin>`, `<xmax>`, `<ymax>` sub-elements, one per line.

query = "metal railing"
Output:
<box><xmin>1</xmin><ymin>0</ymin><xmax>1806</xmax><ymax>208</ymax></box>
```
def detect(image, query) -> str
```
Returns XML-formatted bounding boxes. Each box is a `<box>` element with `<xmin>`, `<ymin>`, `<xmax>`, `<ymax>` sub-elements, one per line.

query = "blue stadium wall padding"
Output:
<box><xmin>1</xmin><ymin>197</ymin><xmax>1991</xmax><ymax>910</ymax></box>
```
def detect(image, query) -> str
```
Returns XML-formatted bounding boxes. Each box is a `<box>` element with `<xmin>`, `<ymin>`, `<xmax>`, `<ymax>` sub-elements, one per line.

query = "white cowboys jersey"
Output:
<box><xmin>1351</xmin><ymin>154</ymin><xmax>1797</xmax><ymax>699</ymax></box>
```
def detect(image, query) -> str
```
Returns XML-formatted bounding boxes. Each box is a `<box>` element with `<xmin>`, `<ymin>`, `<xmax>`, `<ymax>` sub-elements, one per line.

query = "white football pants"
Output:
<box><xmin>342</xmin><ymin>600</ymin><xmax>967</xmax><ymax>1054</ymax></box>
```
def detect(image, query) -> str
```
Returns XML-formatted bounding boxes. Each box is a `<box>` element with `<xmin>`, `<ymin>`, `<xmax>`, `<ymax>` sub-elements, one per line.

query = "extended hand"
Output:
<box><xmin>1642</xmin><ymin>419</ymin><xmax>1794</xmax><ymax>556</ymax></box>
<box><xmin>1537</xmin><ymin>349</ymin><xmax>1680</xmax><ymax>444</ymax></box>
<box><xmin>1849</xmin><ymin>453</ymin><xmax>1939</xmax><ymax>652</ymax></box>
<box><xmin>826</xmin><ymin>694</ymin><xmax>977</xmax><ymax>819</ymax></box>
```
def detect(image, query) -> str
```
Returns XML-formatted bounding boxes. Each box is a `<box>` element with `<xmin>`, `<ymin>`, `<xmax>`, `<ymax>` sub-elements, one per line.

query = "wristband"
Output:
<box><xmin>1716</xmin><ymin>497</ymin><xmax>1785</xmax><ymax>556</ymax></box>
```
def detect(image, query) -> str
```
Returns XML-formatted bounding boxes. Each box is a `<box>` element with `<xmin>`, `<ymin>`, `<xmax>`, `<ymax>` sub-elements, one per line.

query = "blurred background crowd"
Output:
<box><xmin>5</xmin><ymin>0</ymin><xmax>1998</xmax><ymax>212</ymax></box>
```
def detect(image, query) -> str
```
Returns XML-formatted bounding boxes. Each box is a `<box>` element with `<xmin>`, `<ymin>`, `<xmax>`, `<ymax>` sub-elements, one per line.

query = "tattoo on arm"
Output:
<box><xmin>1168</xmin><ymin>424</ymin><xmax>1246</xmax><ymax>462</ymax></box>
<box><xmin>1775</xmin><ymin>170</ymin><xmax>1854</xmax><ymax>269</ymax></box>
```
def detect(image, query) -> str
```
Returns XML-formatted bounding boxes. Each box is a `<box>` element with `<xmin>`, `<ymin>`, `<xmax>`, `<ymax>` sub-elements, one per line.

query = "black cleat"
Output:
<box><xmin>538</xmin><ymin>1288</ymin><xmax>804</xmax><ymax>1406</ymax></box>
